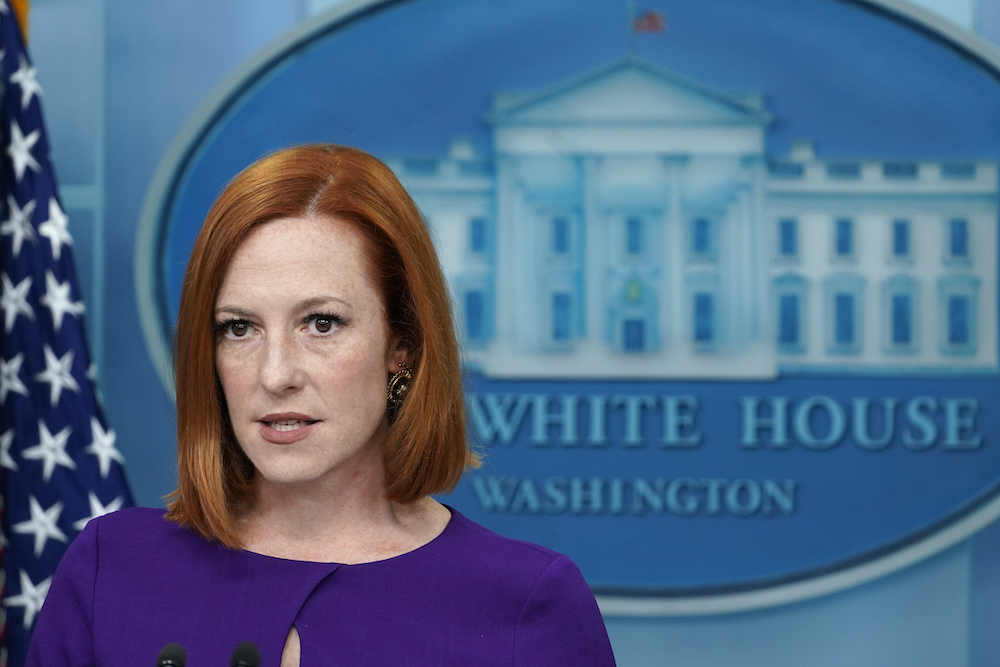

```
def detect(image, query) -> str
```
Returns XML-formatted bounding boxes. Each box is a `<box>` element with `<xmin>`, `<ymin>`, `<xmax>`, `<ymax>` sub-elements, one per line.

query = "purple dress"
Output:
<box><xmin>27</xmin><ymin>507</ymin><xmax>616</xmax><ymax>666</ymax></box>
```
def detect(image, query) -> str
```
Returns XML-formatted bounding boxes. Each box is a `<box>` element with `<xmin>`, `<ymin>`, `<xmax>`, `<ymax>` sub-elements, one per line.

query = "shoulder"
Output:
<box><xmin>87</xmin><ymin>506</ymin><xmax>201</xmax><ymax>548</ymax></box>
<box><xmin>437</xmin><ymin>509</ymin><xmax>616</xmax><ymax>665</ymax></box>
<box><xmin>71</xmin><ymin>506</ymin><xmax>231</xmax><ymax>573</ymax></box>
<box><xmin>438</xmin><ymin>507</ymin><xmax>567</xmax><ymax>577</ymax></box>
<box><xmin>88</xmin><ymin>505</ymin><xmax>171</xmax><ymax>534</ymax></box>
<box><xmin>29</xmin><ymin>508</ymin><xmax>211</xmax><ymax>665</ymax></box>
<box><xmin>432</xmin><ymin>507</ymin><xmax>597</xmax><ymax>608</ymax></box>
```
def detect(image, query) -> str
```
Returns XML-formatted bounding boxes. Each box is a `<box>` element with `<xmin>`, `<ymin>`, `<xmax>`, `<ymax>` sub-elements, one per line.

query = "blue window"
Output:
<box><xmin>949</xmin><ymin>219</ymin><xmax>968</xmax><ymax>258</ymax></box>
<box><xmin>694</xmin><ymin>292</ymin><xmax>713</xmax><ymax>342</ymax></box>
<box><xmin>778</xmin><ymin>294</ymin><xmax>800</xmax><ymax>345</ymax></box>
<box><xmin>891</xmin><ymin>294</ymin><xmax>912</xmax><ymax>344</ymax></box>
<box><xmin>552</xmin><ymin>217</ymin><xmax>570</xmax><ymax>254</ymax></box>
<box><xmin>827</xmin><ymin>162</ymin><xmax>860</xmax><ymax>179</ymax></box>
<box><xmin>469</xmin><ymin>217</ymin><xmax>486</xmax><ymax>253</ymax></box>
<box><xmin>883</xmin><ymin>162</ymin><xmax>918</xmax><ymax>179</ymax></box>
<box><xmin>692</xmin><ymin>218</ymin><xmax>711</xmax><ymax>255</ymax></box>
<box><xmin>942</xmin><ymin>163</ymin><xmax>975</xmax><ymax>179</ymax></box>
<box><xmin>465</xmin><ymin>291</ymin><xmax>484</xmax><ymax>339</ymax></box>
<box><xmin>774</xmin><ymin>275</ymin><xmax>808</xmax><ymax>353</ymax></box>
<box><xmin>825</xmin><ymin>274</ymin><xmax>864</xmax><ymax>354</ymax></box>
<box><xmin>624</xmin><ymin>319</ymin><xmax>645</xmax><ymax>351</ymax></box>
<box><xmin>552</xmin><ymin>292</ymin><xmax>572</xmax><ymax>341</ymax></box>
<box><xmin>769</xmin><ymin>162</ymin><xmax>804</xmax><ymax>178</ymax></box>
<box><xmin>938</xmin><ymin>276</ymin><xmax>978</xmax><ymax>355</ymax></box>
<box><xmin>883</xmin><ymin>277</ymin><xmax>917</xmax><ymax>353</ymax></box>
<box><xmin>892</xmin><ymin>220</ymin><xmax>910</xmax><ymax>257</ymax></box>
<box><xmin>835</xmin><ymin>293</ymin><xmax>855</xmax><ymax>344</ymax></box>
<box><xmin>779</xmin><ymin>219</ymin><xmax>797</xmax><ymax>257</ymax></box>
<box><xmin>626</xmin><ymin>217</ymin><xmax>643</xmax><ymax>255</ymax></box>
<box><xmin>948</xmin><ymin>296</ymin><xmax>969</xmax><ymax>345</ymax></box>
<box><xmin>835</xmin><ymin>218</ymin><xmax>853</xmax><ymax>256</ymax></box>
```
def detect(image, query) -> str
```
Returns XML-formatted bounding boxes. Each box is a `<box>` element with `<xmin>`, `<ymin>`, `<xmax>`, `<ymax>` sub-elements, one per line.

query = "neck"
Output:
<box><xmin>238</xmin><ymin>465</ymin><xmax>449</xmax><ymax>564</ymax></box>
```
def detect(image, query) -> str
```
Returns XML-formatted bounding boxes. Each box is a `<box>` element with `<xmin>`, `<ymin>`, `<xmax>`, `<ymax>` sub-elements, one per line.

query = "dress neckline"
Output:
<box><xmin>237</xmin><ymin>505</ymin><xmax>458</xmax><ymax>567</ymax></box>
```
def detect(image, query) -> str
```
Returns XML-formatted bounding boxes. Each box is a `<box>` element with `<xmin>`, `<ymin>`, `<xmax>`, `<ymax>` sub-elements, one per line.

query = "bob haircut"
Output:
<box><xmin>166</xmin><ymin>144</ymin><xmax>477</xmax><ymax>548</ymax></box>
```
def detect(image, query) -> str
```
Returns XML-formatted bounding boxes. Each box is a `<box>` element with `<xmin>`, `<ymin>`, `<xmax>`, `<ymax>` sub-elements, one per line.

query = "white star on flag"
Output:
<box><xmin>9</xmin><ymin>54</ymin><xmax>41</xmax><ymax>109</ymax></box>
<box><xmin>0</xmin><ymin>194</ymin><xmax>36</xmax><ymax>257</ymax></box>
<box><xmin>12</xmin><ymin>495</ymin><xmax>68</xmax><ymax>556</ymax></box>
<box><xmin>73</xmin><ymin>492</ymin><xmax>124</xmax><ymax>531</ymax></box>
<box><xmin>6</xmin><ymin>118</ymin><xmax>40</xmax><ymax>182</ymax></box>
<box><xmin>39</xmin><ymin>270</ymin><xmax>84</xmax><ymax>332</ymax></box>
<box><xmin>86</xmin><ymin>417</ymin><xmax>123</xmax><ymax>479</ymax></box>
<box><xmin>21</xmin><ymin>420</ymin><xmax>75</xmax><ymax>482</ymax></box>
<box><xmin>1</xmin><ymin>271</ymin><xmax>33</xmax><ymax>332</ymax></box>
<box><xmin>0</xmin><ymin>1</ymin><xmax>8</xmax><ymax>14</ymax></box>
<box><xmin>0</xmin><ymin>351</ymin><xmax>28</xmax><ymax>403</ymax></box>
<box><xmin>34</xmin><ymin>344</ymin><xmax>80</xmax><ymax>406</ymax></box>
<box><xmin>38</xmin><ymin>198</ymin><xmax>72</xmax><ymax>260</ymax></box>
<box><xmin>4</xmin><ymin>570</ymin><xmax>52</xmax><ymax>629</ymax></box>
<box><xmin>1</xmin><ymin>427</ymin><xmax>17</xmax><ymax>470</ymax></box>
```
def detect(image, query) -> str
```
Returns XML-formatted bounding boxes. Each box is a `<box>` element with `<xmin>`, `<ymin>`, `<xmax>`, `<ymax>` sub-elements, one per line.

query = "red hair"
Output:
<box><xmin>166</xmin><ymin>144</ymin><xmax>477</xmax><ymax>547</ymax></box>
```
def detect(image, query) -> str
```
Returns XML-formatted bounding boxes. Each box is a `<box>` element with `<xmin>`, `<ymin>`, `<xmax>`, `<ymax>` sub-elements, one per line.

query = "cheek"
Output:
<box><xmin>215</xmin><ymin>353</ymin><xmax>249</xmax><ymax>409</ymax></box>
<box><xmin>318</xmin><ymin>343</ymin><xmax>391</xmax><ymax>413</ymax></box>
<box><xmin>324</xmin><ymin>343</ymin><xmax>388</xmax><ymax>391</ymax></box>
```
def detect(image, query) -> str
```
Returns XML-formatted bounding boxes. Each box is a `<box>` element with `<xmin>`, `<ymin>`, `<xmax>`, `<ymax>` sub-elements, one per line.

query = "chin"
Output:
<box><xmin>258</xmin><ymin>471</ymin><xmax>318</xmax><ymax>486</ymax></box>
<box><xmin>253</xmin><ymin>462</ymin><xmax>329</xmax><ymax>487</ymax></box>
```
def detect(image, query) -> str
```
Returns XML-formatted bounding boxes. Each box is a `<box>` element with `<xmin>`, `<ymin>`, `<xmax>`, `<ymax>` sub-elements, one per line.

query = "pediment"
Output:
<box><xmin>490</xmin><ymin>58</ymin><xmax>770</xmax><ymax>126</ymax></box>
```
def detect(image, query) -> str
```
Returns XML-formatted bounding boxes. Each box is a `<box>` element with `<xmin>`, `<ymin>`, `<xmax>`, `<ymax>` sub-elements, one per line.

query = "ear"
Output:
<box><xmin>386</xmin><ymin>336</ymin><xmax>410</xmax><ymax>373</ymax></box>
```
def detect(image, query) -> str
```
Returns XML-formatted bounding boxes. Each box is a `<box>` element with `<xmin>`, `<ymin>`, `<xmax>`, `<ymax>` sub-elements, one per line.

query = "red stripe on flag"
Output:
<box><xmin>633</xmin><ymin>9</ymin><xmax>665</xmax><ymax>33</ymax></box>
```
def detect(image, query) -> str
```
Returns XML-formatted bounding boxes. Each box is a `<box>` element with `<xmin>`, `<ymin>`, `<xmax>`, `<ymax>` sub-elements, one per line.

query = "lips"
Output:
<box><xmin>258</xmin><ymin>412</ymin><xmax>319</xmax><ymax>444</ymax></box>
<box><xmin>270</xmin><ymin>420</ymin><xmax>309</xmax><ymax>432</ymax></box>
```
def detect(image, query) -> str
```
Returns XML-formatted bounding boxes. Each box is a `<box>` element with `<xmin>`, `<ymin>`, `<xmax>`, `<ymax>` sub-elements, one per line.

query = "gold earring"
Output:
<box><xmin>387</xmin><ymin>362</ymin><xmax>413</xmax><ymax>415</ymax></box>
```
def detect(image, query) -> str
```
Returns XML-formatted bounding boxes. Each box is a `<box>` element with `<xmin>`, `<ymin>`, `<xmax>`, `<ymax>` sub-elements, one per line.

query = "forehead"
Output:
<box><xmin>216</xmin><ymin>215</ymin><xmax>380</xmax><ymax>305</ymax></box>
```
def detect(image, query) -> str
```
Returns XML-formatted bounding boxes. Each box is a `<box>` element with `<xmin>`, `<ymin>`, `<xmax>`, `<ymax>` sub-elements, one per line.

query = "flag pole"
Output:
<box><xmin>9</xmin><ymin>0</ymin><xmax>28</xmax><ymax>43</ymax></box>
<box><xmin>627</xmin><ymin>1</ymin><xmax>637</xmax><ymax>55</ymax></box>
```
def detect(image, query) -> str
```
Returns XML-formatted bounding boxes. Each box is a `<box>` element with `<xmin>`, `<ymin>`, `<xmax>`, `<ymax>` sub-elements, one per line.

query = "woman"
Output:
<box><xmin>28</xmin><ymin>145</ymin><xmax>616</xmax><ymax>666</ymax></box>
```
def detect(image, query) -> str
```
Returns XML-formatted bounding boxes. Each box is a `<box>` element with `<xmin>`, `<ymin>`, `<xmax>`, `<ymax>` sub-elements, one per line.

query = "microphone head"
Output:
<box><xmin>230</xmin><ymin>641</ymin><xmax>262</xmax><ymax>667</ymax></box>
<box><xmin>156</xmin><ymin>643</ymin><xmax>186</xmax><ymax>667</ymax></box>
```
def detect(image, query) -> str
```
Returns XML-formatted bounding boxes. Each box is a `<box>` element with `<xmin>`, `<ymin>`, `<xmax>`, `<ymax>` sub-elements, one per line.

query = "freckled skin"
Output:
<box><xmin>214</xmin><ymin>215</ymin><xmax>404</xmax><ymax>496</ymax></box>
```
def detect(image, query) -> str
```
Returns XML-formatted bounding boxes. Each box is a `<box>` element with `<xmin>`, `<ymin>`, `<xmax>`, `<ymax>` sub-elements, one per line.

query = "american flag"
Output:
<box><xmin>632</xmin><ymin>8</ymin><xmax>665</xmax><ymax>33</ymax></box>
<box><xmin>0</xmin><ymin>5</ymin><xmax>133</xmax><ymax>666</ymax></box>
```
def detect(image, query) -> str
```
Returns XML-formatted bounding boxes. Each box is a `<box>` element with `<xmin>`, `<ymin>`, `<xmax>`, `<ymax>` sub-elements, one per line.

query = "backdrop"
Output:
<box><xmin>27</xmin><ymin>0</ymin><xmax>1000</xmax><ymax>664</ymax></box>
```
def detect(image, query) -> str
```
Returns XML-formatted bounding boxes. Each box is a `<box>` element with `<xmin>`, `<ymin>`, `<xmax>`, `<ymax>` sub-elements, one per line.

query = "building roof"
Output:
<box><xmin>487</xmin><ymin>56</ymin><xmax>772</xmax><ymax>127</ymax></box>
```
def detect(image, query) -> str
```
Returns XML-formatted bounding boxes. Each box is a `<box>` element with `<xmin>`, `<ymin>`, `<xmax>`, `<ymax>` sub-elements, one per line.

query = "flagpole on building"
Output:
<box><xmin>626</xmin><ymin>3</ymin><xmax>666</xmax><ymax>55</ymax></box>
<box><xmin>627</xmin><ymin>1</ymin><xmax>637</xmax><ymax>55</ymax></box>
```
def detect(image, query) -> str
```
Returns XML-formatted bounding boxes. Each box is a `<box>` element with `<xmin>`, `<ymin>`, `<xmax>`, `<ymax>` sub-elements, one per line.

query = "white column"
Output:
<box><xmin>582</xmin><ymin>155</ymin><xmax>603</xmax><ymax>346</ymax></box>
<box><xmin>663</xmin><ymin>155</ymin><xmax>689</xmax><ymax>348</ymax></box>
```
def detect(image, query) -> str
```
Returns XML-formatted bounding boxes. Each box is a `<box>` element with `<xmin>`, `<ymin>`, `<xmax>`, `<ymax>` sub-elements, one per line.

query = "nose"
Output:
<box><xmin>258</xmin><ymin>334</ymin><xmax>305</xmax><ymax>395</ymax></box>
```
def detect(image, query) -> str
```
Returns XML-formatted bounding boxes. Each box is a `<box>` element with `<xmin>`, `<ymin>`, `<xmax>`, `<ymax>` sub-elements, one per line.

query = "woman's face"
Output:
<box><xmin>213</xmin><ymin>215</ymin><xmax>404</xmax><ymax>492</ymax></box>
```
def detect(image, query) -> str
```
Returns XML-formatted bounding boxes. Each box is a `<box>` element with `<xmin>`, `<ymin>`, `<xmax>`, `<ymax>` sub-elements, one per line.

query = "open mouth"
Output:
<box><xmin>258</xmin><ymin>415</ymin><xmax>320</xmax><ymax>444</ymax></box>
<box><xmin>268</xmin><ymin>419</ymin><xmax>313</xmax><ymax>431</ymax></box>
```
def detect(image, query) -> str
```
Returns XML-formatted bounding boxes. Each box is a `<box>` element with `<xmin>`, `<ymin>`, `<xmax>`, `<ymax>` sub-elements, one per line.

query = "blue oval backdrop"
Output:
<box><xmin>138</xmin><ymin>0</ymin><xmax>1000</xmax><ymax>612</ymax></box>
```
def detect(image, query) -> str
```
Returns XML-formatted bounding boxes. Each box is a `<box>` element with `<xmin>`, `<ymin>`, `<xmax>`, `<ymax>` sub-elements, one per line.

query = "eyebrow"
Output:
<box><xmin>214</xmin><ymin>295</ymin><xmax>352</xmax><ymax>318</ymax></box>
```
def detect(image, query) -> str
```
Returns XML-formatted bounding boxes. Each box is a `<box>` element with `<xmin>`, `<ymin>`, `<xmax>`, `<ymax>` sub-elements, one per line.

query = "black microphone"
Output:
<box><xmin>156</xmin><ymin>643</ymin><xmax>186</xmax><ymax>667</ymax></box>
<box><xmin>230</xmin><ymin>641</ymin><xmax>261</xmax><ymax>667</ymax></box>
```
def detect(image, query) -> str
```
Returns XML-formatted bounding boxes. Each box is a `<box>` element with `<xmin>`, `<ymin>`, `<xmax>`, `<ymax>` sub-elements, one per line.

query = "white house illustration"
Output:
<box><xmin>384</xmin><ymin>57</ymin><xmax>998</xmax><ymax>378</ymax></box>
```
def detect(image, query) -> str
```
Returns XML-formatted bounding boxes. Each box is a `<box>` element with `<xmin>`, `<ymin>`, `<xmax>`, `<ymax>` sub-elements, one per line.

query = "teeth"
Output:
<box><xmin>270</xmin><ymin>420</ymin><xmax>306</xmax><ymax>432</ymax></box>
